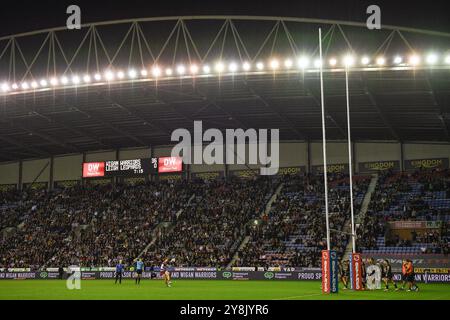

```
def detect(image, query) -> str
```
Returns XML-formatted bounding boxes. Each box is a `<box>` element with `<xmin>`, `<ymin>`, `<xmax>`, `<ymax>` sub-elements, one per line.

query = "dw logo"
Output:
<box><xmin>66</xmin><ymin>266</ymin><xmax>81</xmax><ymax>290</ymax></box>
<box><xmin>222</xmin><ymin>272</ymin><xmax>232</xmax><ymax>279</ymax></box>
<box><xmin>264</xmin><ymin>272</ymin><xmax>274</xmax><ymax>279</ymax></box>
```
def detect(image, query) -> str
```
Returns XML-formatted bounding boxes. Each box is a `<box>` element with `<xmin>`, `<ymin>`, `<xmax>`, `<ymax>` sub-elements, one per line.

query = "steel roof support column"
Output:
<box><xmin>115</xmin><ymin>149</ymin><xmax>120</xmax><ymax>187</ymax></box>
<box><xmin>400</xmin><ymin>142</ymin><xmax>405</xmax><ymax>171</ymax></box>
<box><xmin>18</xmin><ymin>160</ymin><xmax>23</xmax><ymax>191</ymax></box>
<box><xmin>48</xmin><ymin>156</ymin><xmax>54</xmax><ymax>191</ymax></box>
<box><xmin>307</xmin><ymin>140</ymin><xmax>311</xmax><ymax>174</ymax></box>
<box><xmin>82</xmin><ymin>152</ymin><xmax>86</xmax><ymax>188</ymax></box>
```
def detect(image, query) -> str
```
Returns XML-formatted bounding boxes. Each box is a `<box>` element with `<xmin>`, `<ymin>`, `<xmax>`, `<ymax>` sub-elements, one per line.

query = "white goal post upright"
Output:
<box><xmin>319</xmin><ymin>28</ymin><xmax>331</xmax><ymax>252</ymax></box>
<box><xmin>344</xmin><ymin>56</ymin><xmax>363</xmax><ymax>292</ymax></box>
<box><xmin>319</xmin><ymin>28</ymin><xmax>339</xmax><ymax>294</ymax></box>
<box><xmin>345</xmin><ymin>66</ymin><xmax>356</xmax><ymax>254</ymax></box>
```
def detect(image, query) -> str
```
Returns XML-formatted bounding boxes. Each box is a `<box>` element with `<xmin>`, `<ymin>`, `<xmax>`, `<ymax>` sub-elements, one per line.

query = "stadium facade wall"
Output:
<box><xmin>54</xmin><ymin>154</ymin><xmax>83</xmax><ymax>182</ymax></box>
<box><xmin>0</xmin><ymin>162</ymin><xmax>19</xmax><ymax>185</ymax></box>
<box><xmin>22</xmin><ymin>159</ymin><xmax>50</xmax><ymax>184</ymax></box>
<box><xmin>355</xmin><ymin>142</ymin><xmax>401</xmax><ymax>163</ymax></box>
<box><xmin>0</xmin><ymin>141</ymin><xmax>449</xmax><ymax>188</ymax></box>
<box><xmin>311</xmin><ymin>142</ymin><xmax>353</xmax><ymax>165</ymax></box>
<box><xmin>403</xmin><ymin>143</ymin><xmax>450</xmax><ymax>160</ymax></box>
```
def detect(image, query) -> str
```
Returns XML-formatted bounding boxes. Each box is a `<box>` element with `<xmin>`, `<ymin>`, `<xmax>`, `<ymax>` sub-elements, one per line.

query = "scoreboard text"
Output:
<box><xmin>82</xmin><ymin>157</ymin><xmax>182</xmax><ymax>178</ymax></box>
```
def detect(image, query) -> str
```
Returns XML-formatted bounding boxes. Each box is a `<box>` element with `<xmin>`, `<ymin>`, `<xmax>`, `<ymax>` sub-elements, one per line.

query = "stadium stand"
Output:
<box><xmin>233</xmin><ymin>174</ymin><xmax>370</xmax><ymax>268</ymax></box>
<box><xmin>359</xmin><ymin>170</ymin><xmax>450</xmax><ymax>256</ymax></box>
<box><xmin>0</xmin><ymin>171</ymin><xmax>448</xmax><ymax>270</ymax></box>
<box><xmin>143</xmin><ymin>176</ymin><xmax>277</xmax><ymax>268</ymax></box>
<box><xmin>0</xmin><ymin>181</ymin><xmax>192</xmax><ymax>269</ymax></box>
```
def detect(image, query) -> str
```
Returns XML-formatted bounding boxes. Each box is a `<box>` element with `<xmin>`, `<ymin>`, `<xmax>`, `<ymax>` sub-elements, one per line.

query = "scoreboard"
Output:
<box><xmin>82</xmin><ymin>157</ymin><xmax>182</xmax><ymax>178</ymax></box>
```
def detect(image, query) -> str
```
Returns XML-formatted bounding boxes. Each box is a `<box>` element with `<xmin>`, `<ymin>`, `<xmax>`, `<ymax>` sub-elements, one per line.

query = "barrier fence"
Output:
<box><xmin>1</xmin><ymin>270</ymin><xmax>449</xmax><ymax>283</ymax></box>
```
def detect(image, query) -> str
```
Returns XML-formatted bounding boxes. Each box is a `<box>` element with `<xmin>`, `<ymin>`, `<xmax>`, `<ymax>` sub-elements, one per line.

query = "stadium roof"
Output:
<box><xmin>0</xmin><ymin>16</ymin><xmax>449</xmax><ymax>162</ymax></box>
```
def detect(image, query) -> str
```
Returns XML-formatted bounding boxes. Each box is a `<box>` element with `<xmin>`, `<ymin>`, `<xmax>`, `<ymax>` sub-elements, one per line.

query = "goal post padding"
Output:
<box><xmin>321</xmin><ymin>250</ymin><xmax>339</xmax><ymax>293</ymax></box>
<box><xmin>349</xmin><ymin>252</ymin><xmax>363</xmax><ymax>290</ymax></box>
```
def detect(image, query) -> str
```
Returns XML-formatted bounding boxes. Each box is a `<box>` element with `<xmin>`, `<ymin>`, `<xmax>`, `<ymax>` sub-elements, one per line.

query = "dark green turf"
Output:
<box><xmin>0</xmin><ymin>280</ymin><xmax>448</xmax><ymax>300</ymax></box>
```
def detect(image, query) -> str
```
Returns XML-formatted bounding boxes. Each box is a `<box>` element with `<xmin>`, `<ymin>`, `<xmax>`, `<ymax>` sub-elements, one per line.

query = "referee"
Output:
<box><xmin>115</xmin><ymin>260</ymin><xmax>124</xmax><ymax>284</ymax></box>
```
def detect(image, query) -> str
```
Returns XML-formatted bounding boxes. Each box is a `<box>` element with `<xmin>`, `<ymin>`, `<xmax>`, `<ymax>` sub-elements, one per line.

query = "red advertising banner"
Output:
<box><xmin>350</xmin><ymin>253</ymin><xmax>363</xmax><ymax>291</ymax></box>
<box><xmin>321</xmin><ymin>250</ymin><xmax>330</xmax><ymax>293</ymax></box>
<box><xmin>158</xmin><ymin>157</ymin><xmax>183</xmax><ymax>173</ymax></box>
<box><xmin>82</xmin><ymin>162</ymin><xmax>105</xmax><ymax>178</ymax></box>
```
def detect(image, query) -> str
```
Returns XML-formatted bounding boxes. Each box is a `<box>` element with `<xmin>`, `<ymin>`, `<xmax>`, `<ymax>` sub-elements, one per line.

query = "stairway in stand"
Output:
<box><xmin>343</xmin><ymin>174</ymin><xmax>379</xmax><ymax>260</ymax></box>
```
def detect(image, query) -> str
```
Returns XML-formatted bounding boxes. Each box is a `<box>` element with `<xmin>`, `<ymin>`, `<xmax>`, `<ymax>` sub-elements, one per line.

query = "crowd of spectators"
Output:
<box><xmin>1</xmin><ymin>169</ymin><xmax>448</xmax><ymax>270</ymax></box>
<box><xmin>358</xmin><ymin>169</ymin><xmax>450</xmax><ymax>255</ymax></box>
<box><xmin>233</xmin><ymin>173</ymin><xmax>370</xmax><ymax>268</ymax></box>
<box><xmin>0</xmin><ymin>181</ymin><xmax>192</xmax><ymax>269</ymax></box>
<box><xmin>143</xmin><ymin>176</ymin><xmax>277</xmax><ymax>268</ymax></box>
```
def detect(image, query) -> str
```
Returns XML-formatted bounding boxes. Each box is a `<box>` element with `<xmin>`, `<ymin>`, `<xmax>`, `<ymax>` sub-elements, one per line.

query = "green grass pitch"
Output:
<box><xmin>0</xmin><ymin>280</ymin><xmax>449</xmax><ymax>300</ymax></box>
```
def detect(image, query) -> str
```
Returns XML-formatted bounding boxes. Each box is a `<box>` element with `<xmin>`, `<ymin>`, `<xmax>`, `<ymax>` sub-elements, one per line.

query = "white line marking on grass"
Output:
<box><xmin>273</xmin><ymin>293</ymin><xmax>323</xmax><ymax>300</ymax></box>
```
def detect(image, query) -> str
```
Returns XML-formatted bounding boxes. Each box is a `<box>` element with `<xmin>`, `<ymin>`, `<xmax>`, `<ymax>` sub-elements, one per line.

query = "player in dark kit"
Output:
<box><xmin>135</xmin><ymin>258</ymin><xmax>144</xmax><ymax>285</ymax></box>
<box><xmin>381</xmin><ymin>259</ymin><xmax>398</xmax><ymax>291</ymax></box>
<box><xmin>361</xmin><ymin>259</ymin><xmax>367</xmax><ymax>290</ymax></box>
<box><xmin>339</xmin><ymin>260</ymin><xmax>350</xmax><ymax>289</ymax></box>
<box><xmin>115</xmin><ymin>260</ymin><xmax>124</xmax><ymax>284</ymax></box>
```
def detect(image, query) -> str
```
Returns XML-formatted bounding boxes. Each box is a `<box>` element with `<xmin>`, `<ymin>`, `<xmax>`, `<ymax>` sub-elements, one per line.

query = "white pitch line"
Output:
<box><xmin>273</xmin><ymin>293</ymin><xmax>323</xmax><ymax>300</ymax></box>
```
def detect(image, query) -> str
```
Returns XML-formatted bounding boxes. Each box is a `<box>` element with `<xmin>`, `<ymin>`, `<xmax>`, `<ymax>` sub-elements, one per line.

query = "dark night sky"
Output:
<box><xmin>0</xmin><ymin>0</ymin><xmax>449</xmax><ymax>37</ymax></box>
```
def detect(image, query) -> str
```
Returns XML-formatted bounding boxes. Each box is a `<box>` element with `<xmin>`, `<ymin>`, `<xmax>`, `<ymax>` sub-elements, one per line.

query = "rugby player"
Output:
<box><xmin>381</xmin><ymin>259</ymin><xmax>398</xmax><ymax>291</ymax></box>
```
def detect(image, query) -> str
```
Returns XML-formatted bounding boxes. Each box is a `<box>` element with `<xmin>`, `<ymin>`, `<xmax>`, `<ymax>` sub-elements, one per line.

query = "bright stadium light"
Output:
<box><xmin>190</xmin><ymin>64</ymin><xmax>199</xmax><ymax>74</ymax></box>
<box><xmin>313</xmin><ymin>59</ymin><xmax>322</xmax><ymax>68</ymax></box>
<box><xmin>361</xmin><ymin>56</ymin><xmax>370</xmax><ymax>65</ymax></box>
<box><xmin>165</xmin><ymin>68</ymin><xmax>173</xmax><ymax>76</ymax></box>
<box><xmin>11</xmin><ymin>83</ymin><xmax>19</xmax><ymax>90</ymax></box>
<box><xmin>229</xmin><ymin>62</ymin><xmax>238</xmax><ymax>72</ymax></box>
<box><xmin>1</xmin><ymin>83</ymin><xmax>10</xmax><ymax>92</ymax></box>
<box><xmin>284</xmin><ymin>59</ymin><xmax>293</xmax><ymax>69</ymax></box>
<box><xmin>83</xmin><ymin>75</ymin><xmax>91</xmax><ymax>83</ymax></box>
<box><xmin>31</xmin><ymin>81</ymin><xmax>38</xmax><ymax>89</ymax></box>
<box><xmin>50</xmin><ymin>77</ymin><xmax>59</xmax><ymax>86</ymax></box>
<box><xmin>177</xmin><ymin>65</ymin><xmax>186</xmax><ymax>75</ymax></box>
<box><xmin>329</xmin><ymin>58</ymin><xmax>337</xmax><ymax>67</ymax></box>
<box><xmin>40</xmin><ymin>79</ymin><xmax>48</xmax><ymax>87</ymax></box>
<box><xmin>215</xmin><ymin>62</ymin><xmax>225</xmax><ymax>73</ymax></box>
<box><xmin>203</xmin><ymin>65</ymin><xmax>211</xmax><ymax>74</ymax></box>
<box><xmin>256</xmin><ymin>61</ymin><xmax>264</xmax><ymax>70</ymax></box>
<box><xmin>445</xmin><ymin>55</ymin><xmax>450</xmax><ymax>64</ymax></box>
<box><xmin>117</xmin><ymin>71</ymin><xmax>125</xmax><ymax>79</ymax></box>
<box><xmin>140</xmin><ymin>69</ymin><xmax>148</xmax><ymax>77</ymax></box>
<box><xmin>426</xmin><ymin>53</ymin><xmax>438</xmax><ymax>64</ymax></box>
<box><xmin>128</xmin><ymin>69</ymin><xmax>137</xmax><ymax>78</ymax></box>
<box><xmin>242</xmin><ymin>62</ymin><xmax>251</xmax><ymax>71</ymax></box>
<box><xmin>394</xmin><ymin>56</ymin><xmax>403</xmax><ymax>64</ymax></box>
<box><xmin>270</xmin><ymin>59</ymin><xmax>280</xmax><ymax>70</ymax></box>
<box><xmin>152</xmin><ymin>66</ymin><xmax>161</xmax><ymax>77</ymax></box>
<box><xmin>409</xmin><ymin>55</ymin><xmax>421</xmax><ymax>66</ymax></box>
<box><xmin>21</xmin><ymin>82</ymin><xmax>29</xmax><ymax>90</ymax></box>
<box><xmin>343</xmin><ymin>55</ymin><xmax>355</xmax><ymax>67</ymax></box>
<box><xmin>376</xmin><ymin>57</ymin><xmax>385</xmax><ymax>66</ymax></box>
<box><xmin>72</xmin><ymin>75</ymin><xmax>80</xmax><ymax>84</ymax></box>
<box><xmin>104</xmin><ymin>71</ymin><xmax>114</xmax><ymax>81</ymax></box>
<box><xmin>94</xmin><ymin>73</ymin><xmax>102</xmax><ymax>81</ymax></box>
<box><xmin>298</xmin><ymin>56</ymin><xmax>309</xmax><ymax>69</ymax></box>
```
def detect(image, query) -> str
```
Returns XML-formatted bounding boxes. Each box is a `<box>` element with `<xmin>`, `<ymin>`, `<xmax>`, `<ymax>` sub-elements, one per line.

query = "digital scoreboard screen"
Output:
<box><xmin>158</xmin><ymin>156</ymin><xmax>183</xmax><ymax>173</ymax></box>
<box><xmin>82</xmin><ymin>157</ymin><xmax>182</xmax><ymax>178</ymax></box>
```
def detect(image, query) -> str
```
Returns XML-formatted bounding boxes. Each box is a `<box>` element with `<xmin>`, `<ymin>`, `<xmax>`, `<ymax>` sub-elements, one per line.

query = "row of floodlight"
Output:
<box><xmin>1</xmin><ymin>53</ymin><xmax>450</xmax><ymax>93</ymax></box>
